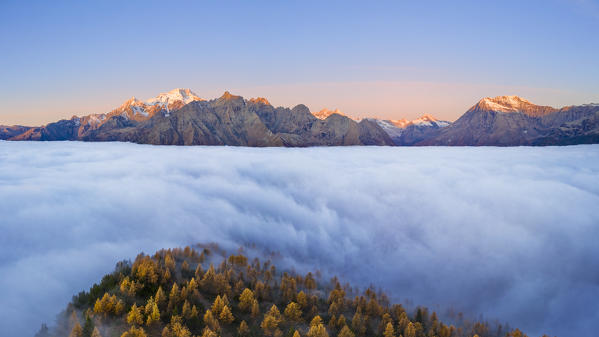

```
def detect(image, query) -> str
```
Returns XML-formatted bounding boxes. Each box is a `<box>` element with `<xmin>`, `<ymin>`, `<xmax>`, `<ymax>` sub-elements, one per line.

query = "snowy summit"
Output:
<box><xmin>145</xmin><ymin>88</ymin><xmax>204</xmax><ymax>107</ymax></box>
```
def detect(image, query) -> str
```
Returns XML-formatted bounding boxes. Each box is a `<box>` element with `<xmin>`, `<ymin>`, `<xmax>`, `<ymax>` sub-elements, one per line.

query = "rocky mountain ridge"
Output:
<box><xmin>6</xmin><ymin>90</ymin><xmax>393</xmax><ymax>146</ymax></box>
<box><xmin>3</xmin><ymin>92</ymin><xmax>598</xmax><ymax>146</ymax></box>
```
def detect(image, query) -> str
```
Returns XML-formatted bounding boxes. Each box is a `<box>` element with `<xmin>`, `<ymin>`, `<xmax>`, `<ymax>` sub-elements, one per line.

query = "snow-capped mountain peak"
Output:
<box><xmin>109</xmin><ymin>89</ymin><xmax>203</xmax><ymax>120</ymax></box>
<box><xmin>145</xmin><ymin>88</ymin><xmax>203</xmax><ymax>106</ymax></box>
<box><xmin>472</xmin><ymin>95</ymin><xmax>558</xmax><ymax>117</ymax></box>
<box><xmin>476</xmin><ymin>95</ymin><xmax>535</xmax><ymax>112</ymax></box>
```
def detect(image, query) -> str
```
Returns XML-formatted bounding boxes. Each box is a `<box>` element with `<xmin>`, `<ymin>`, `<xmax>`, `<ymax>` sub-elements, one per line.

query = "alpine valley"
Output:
<box><xmin>2</xmin><ymin>89</ymin><xmax>598</xmax><ymax>146</ymax></box>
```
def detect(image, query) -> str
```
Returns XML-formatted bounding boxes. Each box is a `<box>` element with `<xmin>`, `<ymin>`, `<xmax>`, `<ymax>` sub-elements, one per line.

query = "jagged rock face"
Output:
<box><xmin>0</xmin><ymin>125</ymin><xmax>32</xmax><ymax>140</ymax></box>
<box><xmin>8</xmin><ymin>90</ymin><xmax>393</xmax><ymax>146</ymax></box>
<box><xmin>249</xmin><ymin>102</ymin><xmax>316</xmax><ymax>137</ymax></box>
<box><xmin>420</xmin><ymin>97</ymin><xmax>599</xmax><ymax>146</ymax></box>
<box><xmin>249</xmin><ymin>100</ymin><xmax>393</xmax><ymax>146</ymax></box>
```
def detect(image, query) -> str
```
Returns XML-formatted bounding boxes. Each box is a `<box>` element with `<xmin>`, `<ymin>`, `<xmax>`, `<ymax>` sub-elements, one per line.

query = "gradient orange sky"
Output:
<box><xmin>1</xmin><ymin>1</ymin><xmax>598</xmax><ymax>126</ymax></box>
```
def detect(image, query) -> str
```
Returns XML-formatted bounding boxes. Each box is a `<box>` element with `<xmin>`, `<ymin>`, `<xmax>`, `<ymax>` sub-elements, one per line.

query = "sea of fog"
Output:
<box><xmin>0</xmin><ymin>141</ymin><xmax>598</xmax><ymax>337</ymax></box>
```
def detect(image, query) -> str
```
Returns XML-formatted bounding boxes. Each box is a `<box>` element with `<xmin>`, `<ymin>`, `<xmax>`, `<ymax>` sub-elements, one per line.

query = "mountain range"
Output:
<box><xmin>2</xmin><ymin>89</ymin><xmax>598</xmax><ymax>146</ymax></box>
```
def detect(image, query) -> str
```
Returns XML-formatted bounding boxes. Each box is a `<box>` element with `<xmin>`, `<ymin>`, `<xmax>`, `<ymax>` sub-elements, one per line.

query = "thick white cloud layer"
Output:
<box><xmin>1</xmin><ymin>142</ymin><xmax>598</xmax><ymax>337</ymax></box>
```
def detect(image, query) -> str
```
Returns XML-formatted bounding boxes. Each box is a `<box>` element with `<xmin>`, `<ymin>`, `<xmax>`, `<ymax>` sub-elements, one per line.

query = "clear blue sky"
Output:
<box><xmin>1</xmin><ymin>0</ymin><xmax>598</xmax><ymax>125</ymax></box>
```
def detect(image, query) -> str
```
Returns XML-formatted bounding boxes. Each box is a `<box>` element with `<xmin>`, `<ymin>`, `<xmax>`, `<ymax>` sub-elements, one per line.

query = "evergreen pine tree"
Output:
<box><xmin>297</xmin><ymin>291</ymin><xmax>308</xmax><ymax>309</ymax></box>
<box><xmin>220</xmin><ymin>305</ymin><xmax>235</xmax><ymax>324</ymax></box>
<box><xmin>182</xmin><ymin>301</ymin><xmax>192</xmax><ymax>320</ymax></box>
<box><xmin>284</xmin><ymin>302</ymin><xmax>302</xmax><ymax>321</ymax></box>
<box><xmin>120</xmin><ymin>326</ymin><xmax>147</xmax><ymax>337</ymax></box>
<box><xmin>351</xmin><ymin>312</ymin><xmax>366</xmax><ymax>336</ymax></box>
<box><xmin>238</xmin><ymin>320</ymin><xmax>250</xmax><ymax>337</ymax></box>
<box><xmin>201</xmin><ymin>328</ymin><xmax>217</xmax><ymax>337</ymax></box>
<box><xmin>69</xmin><ymin>323</ymin><xmax>83</xmax><ymax>337</ymax></box>
<box><xmin>190</xmin><ymin>305</ymin><xmax>199</xmax><ymax>320</ymax></box>
<box><xmin>126</xmin><ymin>304</ymin><xmax>144</xmax><ymax>326</ymax></box>
<box><xmin>338</xmin><ymin>326</ymin><xmax>355</xmax><ymax>337</ymax></box>
<box><xmin>307</xmin><ymin>321</ymin><xmax>329</xmax><ymax>337</ymax></box>
<box><xmin>82</xmin><ymin>314</ymin><xmax>94</xmax><ymax>337</ymax></box>
<box><xmin>261</xmin><ymin>305</ymin><xmax>282</xmax><ymax>336</ymax></box>
<box><xmin>90</xmin><ymin>327</ymin><xmax>102</xmax><ymax>337</ymax></box>
<box><xmin>403</xmin><ymin>322</ymin><xmax>416</xmax><ymax>337</ymax></box>
<box><xmin>203</xmin><ymin>310</ymin><xmax>220</xmax><ymax>332</ymax></box>
<box><xmin>155</xmin><ymin>287</ymin><xmax>166</xmax><ymax>309</ymax></box>
<box><xmin>146</xmin><ymin>303</ymin><xmax>161</xmax><ymax>326</ymax></box>
<box><xmin>251</xmin><ymin>299</ymin><xmax>260</xmax><ymax>318</ymax></box>
<box><xmin>384</xmin><ymin>323</ymin><xmax>395</xmax><ymax>337</ymax></box>
<box><xmin>211</xmin><ymin>295</ymin><xmax>225</xmax><ymax>316</ymax></box>
<box><xmin>239</xmin><ymin>288</ymin><xmax>255</xmax><ymax>312</ymax></box>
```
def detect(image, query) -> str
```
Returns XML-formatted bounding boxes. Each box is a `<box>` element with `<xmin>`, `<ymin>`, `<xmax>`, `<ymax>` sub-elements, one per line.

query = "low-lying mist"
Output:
<box><xmin>1</xmin><ymin>142</ymin><xmax>598</xmax><ymax>337</ymax></box>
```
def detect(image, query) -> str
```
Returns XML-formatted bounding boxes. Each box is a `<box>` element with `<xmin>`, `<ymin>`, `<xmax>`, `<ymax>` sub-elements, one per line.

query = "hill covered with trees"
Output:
<box><xmin>36</xmin><ymin>244</ymin><xmax>550</xmax><ymax>337</ymax></box>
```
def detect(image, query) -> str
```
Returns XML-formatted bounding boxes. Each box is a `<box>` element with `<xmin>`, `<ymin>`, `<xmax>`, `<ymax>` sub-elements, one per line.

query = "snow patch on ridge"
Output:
<box><xmin>375</xmin><ymin>119</ymin><xmax>405</xmax><ymax>138</ymax></box>
<box><xmin>131</xmin><ymin>106</ymin><xmax>148</xmax><ymax>117</ymax></box>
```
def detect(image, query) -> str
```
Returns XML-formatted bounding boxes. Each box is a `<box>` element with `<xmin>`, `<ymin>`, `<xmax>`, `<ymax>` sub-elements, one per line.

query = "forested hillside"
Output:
<box><xmin>37</xmin><ymin>245</ymin><xmax>549</xmax><ymax>337</ymax></box>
